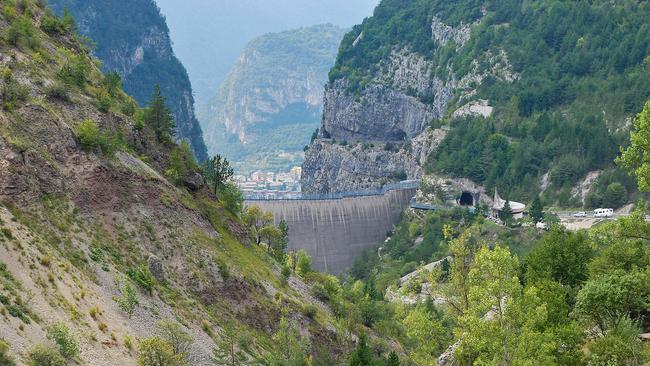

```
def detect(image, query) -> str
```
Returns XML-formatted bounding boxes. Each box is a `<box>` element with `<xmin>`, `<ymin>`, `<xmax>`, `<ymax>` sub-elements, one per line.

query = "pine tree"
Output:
<box><xmin>530</xmin><ymin>196</ymin><xmax>544</xmax><ymax>223</ymax></box>
<box><xmin>348</xmin><ymin>333</ymin><xmax>377</xmax><ymax>366</ymax></box>
<box><xmin>385</xmin><ymin>351</ymin><xmax>400</xmax><ymax>366</ymax></box>
<box><xmin>144</xmin><ymin>85</ymin><xmax>176</xmax><ymax>142</ymax></box>
<box><xmin>203</xmin><ymin>155</ymin><xmax>234</xmax><ymax>195</ymax></box>
<box><xmin>499</xmin><ymin>200</ymin><xmax>513</xmax><ymax>223</ymax></box>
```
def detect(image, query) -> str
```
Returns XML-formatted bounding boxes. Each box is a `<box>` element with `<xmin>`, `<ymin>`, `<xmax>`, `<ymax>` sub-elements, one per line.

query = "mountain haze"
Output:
<box><xmin>201</xmin><ymin>24</ymin><xmax>347</xmax><ymax>173</ymax></box>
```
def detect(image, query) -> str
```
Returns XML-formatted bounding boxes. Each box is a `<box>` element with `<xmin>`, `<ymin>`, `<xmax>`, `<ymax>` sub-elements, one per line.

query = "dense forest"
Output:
<box><xmin>328</xmin><ymin>0</ymin><xmax>650</xmax><ymax>207</ymax></box>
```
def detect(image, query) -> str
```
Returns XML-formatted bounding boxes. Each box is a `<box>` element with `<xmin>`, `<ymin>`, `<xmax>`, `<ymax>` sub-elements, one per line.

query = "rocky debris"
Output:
<box><xmin>148</xmin><ymin>255</ymin><xmax>165</xmax><ymax>282</ymax></box>
<box><xmin>570</xmin><ymin>170</ymin><xmax>602</xmax><ymax>205</ymax></box>
<box><xmin>438</xmin><ymin>341</ymin><xmax>460</xmax><ymax>366</ymax></box>
<box><xmin>451</xmin><ymin>99</ymin><xmax>494</xmax><ymax>119</ymax></box>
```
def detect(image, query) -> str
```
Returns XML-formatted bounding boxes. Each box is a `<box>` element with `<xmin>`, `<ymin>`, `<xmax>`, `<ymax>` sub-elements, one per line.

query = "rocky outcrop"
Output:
<box><xmin>431</xmin><ymin>15</ymin><xmax>472</xmax><ymax>48</ymax></box>
<box><xmin>302</xmin><ymin>129</ymin><xmax>446</xmax><ymax>193</ymax></box>
<box><xmin>321</xmin><ymin>79</ymin><xmax>444</xmax><ymax>142</ymax></box>
<box><xmin>49</xmin><ymin>0</ymin><xmax>208</xmax><ymax>161</ymax></box>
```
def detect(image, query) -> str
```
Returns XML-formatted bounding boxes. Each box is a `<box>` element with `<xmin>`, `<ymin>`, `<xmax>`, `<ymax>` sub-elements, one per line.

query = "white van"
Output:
<box><xmin>594</xmin><ymin>208</ymin><xmax>614</xmax><ymax>218</ymax></box>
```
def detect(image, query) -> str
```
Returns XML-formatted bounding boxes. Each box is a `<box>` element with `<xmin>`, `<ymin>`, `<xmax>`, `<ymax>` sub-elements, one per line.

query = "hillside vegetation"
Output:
<box><xmin>326</xmin><ymin>0</ymin><xmax>650</xmax><ymax>206</ymax></box>
<box><xmin>48</xmin><ymin>0</ymin><xmax>208</xmax><ymax>161</ymax></box>
<box><xmin>0</xmin><ymin>2</ymin><xmax>389</xmax><ymax>364</ymax></box>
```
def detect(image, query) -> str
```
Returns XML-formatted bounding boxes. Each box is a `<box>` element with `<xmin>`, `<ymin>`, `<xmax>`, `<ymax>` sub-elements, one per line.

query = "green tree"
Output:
<box><xmin>385</xmin><ymin>351</ymin><xmax>400</xmax><ymax>366</ymax></box>
<box><xmin>203</xmin><ymin>155</ymin><xmax>234</xmax><ymax>195</ymax></box>
<box><xmin>295</xmin><ymin>250</ymin><xmax>312</xmax><ymax>277</ymax></box>
<box><xmin>530</xmin><ymin>196</ymin><xmax>544</xmax><ymax>224</ymax></box>
<box><xmin>46</xmin><ymin>323</ymin><xmax>79</xmax><ymax>359</ymax></box>
<box><xmin>144</xmin><ymin>85</ymin><xmax>176</xmax><ymax>142</ymax></box>
<box><xmin>103</xmin><ymin>71</ymin><xmax>122</xmax><ymax>96</ymax></box>
<box><xmin>268</xmin><ymin>317</ymin><xmax>310</xmax><ymax>366</ymax></box>
<box><xmin>401</xmin><ymin>306</ymin><xmax>448</xmax><ymax>365</ymax></box>
<box><xmin>211</xmin><ymin>323</ymin><xmax>245</xmax><ymax>366</ymax></box>
<box><xmin>156</xmin><ymin>319</ymin><xmax>192</xmax><ymax>361</ymax></box>
<box><xmin>348</xmin><ymin>333</ymin><xmax>377</xmax><ymax>366</ymax></box>
<box><xmin>116</xmin><ymin>280</ymin><xmax>139</xmax><ymax>318</ymax></box>
<box><xmin>618</xmin><ymin>99</ymin><xmax>650</xmax><ymax>192</ymax></box>
<box><xmin>499</xmin><ymin>200</ymin><xmax>514</xmax><ymax>223</ymax></box>
<box><xmin>456</xmin><ymin>246</ymin><xmax>558</xmax><ymax>365</ymax></box>
<box><xmin>586</xmin><ymin>317</ymin><xmax>647</xmax><ymax>366</ymax></box>
<box><xmin>603</xmin><ymin>182</ymin><xmax>627</xmax><ymax>208</ymax></box>
<box><xmin>574</xmin><ymin>269</ymin><xmax>650</xmax><ymax>333</ymax></box>
<box><xmin>137</xmin><ymin>337</ymin><xmax>184</xmax><ymax>366</ymax></box>
<box><xmin>525</xmin><ymin>227</ymin><xmax>593</xmax><ymax>288</ymax></box>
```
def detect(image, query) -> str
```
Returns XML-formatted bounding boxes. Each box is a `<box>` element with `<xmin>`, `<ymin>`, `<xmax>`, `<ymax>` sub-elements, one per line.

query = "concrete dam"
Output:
<box><xmin>245</xmin><ymin>183</ymin><xmax>418</xmax><ymax>274</ymax></box>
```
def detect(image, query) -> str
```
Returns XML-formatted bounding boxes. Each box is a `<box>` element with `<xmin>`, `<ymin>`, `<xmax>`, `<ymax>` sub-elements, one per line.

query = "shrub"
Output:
<box><xmin>59</xmin><ymin>55</ymin><xmax>90</xmax><ymax>87</ymax></box>
<box><xmin>46</xmin><ymin>322</ymin><xmax>79</xmax><ymax>359</ymax></box>
<box><xmin>44</xmin><ymin>82</ymin><xmax>70</xmax><ymax>101</ymax></box>
<box><xmin>1</xmin><ymin>227</ymin><xmax>12</xmax><ymax>239</ymax></box>
<box><xmin>126</xmin><ymin>264</ymin><xmax>155</xmax><ymax>294</ymax></box>
<box><xmin>97</xmin><ymin>91</ymin><xmax>112</xmax><ymax>112</ymax></box>
<box><xmin>40</xmin><ymin>16</ymin><xmax>66</xmax><ymax>35</ymax></box>
<box><xmin>137</xmin><ymin>337</ymin><xmax>184</xmax><ymax>366</ymax></box>
<box><xmin>1</xmin><ymin>80</ymin><xmax>29</xmax><ymax>110</ymax></box>
<box><xmin>115</xmin><ymin>280</ymin><xmax>138</xmax><ymax>318</ymax></box>
<box><xmin>4</xmin><ymin>16</ymin><xmax>39</xmax><ymax>49</ymax></box>
<box><xmin>296</xmin><ymin>250</ymin><xmax>312</xmax><ymax>277</ymax></box>
<box><xmin>301</xmin><ymin>304</ymin><xmax>317</xmax><ymax>319</ymax></box>
<box><xmin>156</xmin><ymin>319</ymin><xmax>192</xmax><ymax>359</ymax></box>
<box><xmin>28</xmin><ymin>344</ymin><xmax>66</xmax><ymax>366</ymax></box>
<box><xmin>0</xmin><ymin>339</ymin><xmax>15</xmax><ymax>366</ymax></box>
<box><xmin>75</xmin><ymin>119</ymin><xmax>100</xmax><ymax>149</ymax></box>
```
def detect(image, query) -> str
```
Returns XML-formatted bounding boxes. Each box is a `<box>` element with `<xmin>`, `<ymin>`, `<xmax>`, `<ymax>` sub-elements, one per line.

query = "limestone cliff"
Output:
<box><xmin>49</xmin><ymin>0</ymin><xmax>208</xmax><ymax>161</ymax></box>
<box><xmin>200</xmin><ymin>24</ymin><xmax>346</xmax><ymax>173</ymax></box>
<box><xmin>303</xmin><ymin>9</ymin><xmax>498</xmax><ymax>193</ymax></box>
<box><xmin>303</xmin><ymin>0</ymin><xmax>648</xmax><ymax>202</ymax></box>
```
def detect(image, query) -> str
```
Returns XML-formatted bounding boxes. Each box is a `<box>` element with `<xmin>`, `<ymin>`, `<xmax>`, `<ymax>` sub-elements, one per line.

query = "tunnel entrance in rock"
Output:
<box><xmin>459</xmin><ymin>191</ymin><xmax>474</xmax><ymax>206</ymax></box>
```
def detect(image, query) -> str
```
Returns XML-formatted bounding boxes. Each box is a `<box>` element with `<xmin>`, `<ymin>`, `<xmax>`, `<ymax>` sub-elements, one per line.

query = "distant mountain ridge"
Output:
<box><xmin>200</xmin><ymin>24</ymin><xmax>347</xmax><ymax>173</ymax></box>
<box><xmin>49</xmin><ymin>0</ymin><xmax>208</xmax><ymax>161</ymax></box>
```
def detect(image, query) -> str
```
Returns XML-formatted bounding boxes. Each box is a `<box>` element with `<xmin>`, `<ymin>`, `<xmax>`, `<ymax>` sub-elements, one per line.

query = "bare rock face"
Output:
<box><xmin>321</xmin><ymin>79</ymin><xmax>445</xmax><ymax>142</ymax></box>
<box><xmin>302</xmin><ymin>129</ymin><xmax>446</xmax><ymax>193</ymax></box>
<box><xmin>431</xmin><ymin>15</ymin><xmax>472</xmax><ymax>48</ymax></box>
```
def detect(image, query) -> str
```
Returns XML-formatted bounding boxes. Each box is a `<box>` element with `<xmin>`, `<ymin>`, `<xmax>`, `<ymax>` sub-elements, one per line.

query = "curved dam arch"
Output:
<box><xmin>245</xmin><ymin>187</ymin><xmax>417</xmax><ymax>275</ymax></box>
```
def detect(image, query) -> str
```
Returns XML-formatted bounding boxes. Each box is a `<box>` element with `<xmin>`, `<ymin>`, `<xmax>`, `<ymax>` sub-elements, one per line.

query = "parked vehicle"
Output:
<box><xmin>573</xmin><ymin>211</ymin><xmax>587</xmax><ymax>217</ymax></box>
<box><xmin>594</xmin><ymin>208</ymin><xmax>614</xmax><ymax>218</ymax></box>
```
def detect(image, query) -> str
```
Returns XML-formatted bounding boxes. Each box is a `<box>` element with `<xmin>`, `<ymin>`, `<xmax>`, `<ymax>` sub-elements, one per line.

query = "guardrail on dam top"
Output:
<box><xmin>244</xmin><ymin>181</ymin><xmax>419</xmax><ymax>275</ymax></box>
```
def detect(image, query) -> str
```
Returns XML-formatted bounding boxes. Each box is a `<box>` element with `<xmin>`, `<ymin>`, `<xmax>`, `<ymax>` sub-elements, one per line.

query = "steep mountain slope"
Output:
<box><xmin>48</xmin><ymin>0</ymin><xmax>208</xmax><ymax>162</ymax></box>
<box><xmin>303</xmin><ymin>0</ymin><xmax>650</xmax><ymax>207</ymax></box>
<box><xmin>200</xmin><ymin>25</ymin><xmax>347</xmax><ymax>173</ymax></box>
<box><xmin>0</xmin><ymin>3</ymin><xmax>356</xmax><ymax>364</ymax></box>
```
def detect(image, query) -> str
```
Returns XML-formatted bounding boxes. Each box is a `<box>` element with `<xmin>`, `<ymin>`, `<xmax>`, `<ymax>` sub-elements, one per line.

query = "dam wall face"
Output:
<box><xmin>245</xmin><ymin>188</ymin><xmax>416</xmax><ymax>274</ymax></box>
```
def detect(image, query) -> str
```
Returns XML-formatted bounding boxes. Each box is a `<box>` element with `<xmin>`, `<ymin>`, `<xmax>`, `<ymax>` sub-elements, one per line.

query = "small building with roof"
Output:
<box><xmin>491</xmin><ymin>188</ymin><xmax>526</xmax><ymax>220</ymax></box>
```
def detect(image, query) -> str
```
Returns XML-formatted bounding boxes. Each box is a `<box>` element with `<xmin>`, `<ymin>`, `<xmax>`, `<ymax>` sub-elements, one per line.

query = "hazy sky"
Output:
<box><xmin>155</xmin><ymin>0</ymin><xmax>378</xmax><ymax>106</ymax></box>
